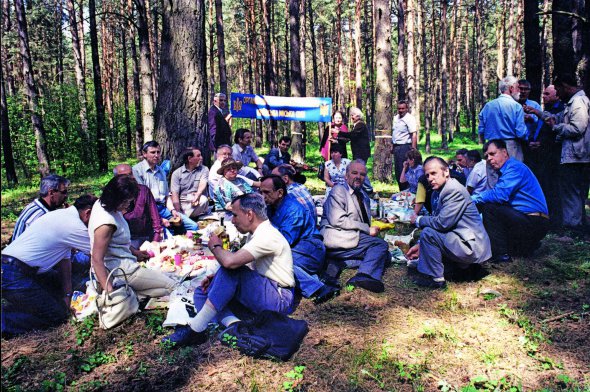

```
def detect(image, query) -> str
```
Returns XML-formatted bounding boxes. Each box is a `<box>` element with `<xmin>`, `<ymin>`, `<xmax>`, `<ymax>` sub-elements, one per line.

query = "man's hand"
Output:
<box><xmin>161</xmin><ymin>218</ymin><xmax>171</xmax><ymax>228</ymax></box>
<box><xmin>131</xmin><ymin>247</ymin><xmax>151</xmax><ymax>262</ymax></box>
<box><xmin>546</xmin><ymin>116</ymin><xmax>556</xmax><ymax>127</ymax></box>
<box><xmin>208</xmin><ymin>233</ymin><xmax>222</xmax><ymax>250</ymax></box>
<box><xmin>369</xmin><ymin>226</ymin><xmax>380</xmax><ymax>237</ymax></box>
<box><xmin>191</xmin><ymin>192</ymin><xmax>202</xmax><ymax>207</ymax></box>
<box><xmin>172</xmin><ymin>209</ymin><xmax>181</xmax><ymax>219</ymax></box>
<box><xmin>201</xmin><ymin>274</ymin><xmax>215</xmax><ymax>293</ymax></box>
<box><xmin>403</xmin><ymin>160</ymin><xmax>409</xmax><ymax>170</ymax></box>
<box><xmin>410</xmin><ymin>213</ymin><xmax>418</xmax><ymax>225</ymax></box>
<box><xmin>406</xmin><ymin>244</ymin><xmax>420</xmax><ymax>259</ymax></box>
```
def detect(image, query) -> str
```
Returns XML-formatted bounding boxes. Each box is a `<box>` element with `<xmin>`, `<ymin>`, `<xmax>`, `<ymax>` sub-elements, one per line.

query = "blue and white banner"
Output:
<box><xmin>230</xmin><ymin>93</ymin><xmax>332</xmax><ymax>122</ymax></box>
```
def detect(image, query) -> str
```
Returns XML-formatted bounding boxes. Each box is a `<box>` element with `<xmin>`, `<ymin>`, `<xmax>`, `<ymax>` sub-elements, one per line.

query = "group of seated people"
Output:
<box><xmin>2</xmin><ymin>136</ymin><xmax>551</xmax><ymax>350</ymax></box>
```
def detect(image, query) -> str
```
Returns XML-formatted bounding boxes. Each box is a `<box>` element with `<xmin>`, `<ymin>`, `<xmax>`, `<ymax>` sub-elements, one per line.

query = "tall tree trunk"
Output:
<box><xmin>336</xmin><ymin>0</ymin><xmax>345</xmax><ymax>109</ymax></box>
<box><xmin>1</xmin><ymin>55</ymin><xmax>17</xmax><ymax>185</ymax></box>
<box><xmin>364</xmin><ymin>0</ymin><xmax>375</xmax><ymax>132</ymax></box>
<box><xmin>396</xmin><ymin>0</ymin><xmax>406</xmax><ymax>100</ymax></box>
<box><xmin>421</xmin><ymin>4</ymin><xmax>431</xmax><ymax>153</ymax></box>
<box><xmin>89</xmin><ymin>0</ymin><xmax>108</xmax><ymax>171</ymax></box>
<box><xmin>496</xmin><ymin>0</ymin><xmax>506</xmax><ymax>79</ymax></box>
<box><xmin>506</xmin><ymin>0</ymin><xmax>515</xmax><ymax>76</ymax></box>
<box><xmin>155</xmin><ymin>0</ymin><xmax>209</xmax><ymax>165</ymax></box>
<box><xmin>289</xmin><ymin>0</ymin><xmax>304</xmax><ymax>162</ymax></box>
<box><xmin>264</xmin><ymin>0</ymin><xmax>278</xmax><ymax>145</ymax></box>
<box><xmin>299</xmin><ymin>0</ymin><xmax>307</xmax><ymax>149</ymax></box>
<box><xmin>14</xmin><ymin>0</ymin><xmax>50</xmax><ymax>176</ymax></box>
<box><xmin>440</xmin><ymin>0</ymin><xmax>448</xmax><ymax>149</ymax></box>
<box><xmin>540</xmin><ymin>0</ymin><xmax>551</xmax><ymax>87</ymax></box>
<box><xmin>208</xmin><ymin>0</ymin><xmax>215</xmax><ymax>100</ymax></box>
<box><xmin>130</xmin><ymin>28</ymin><xmax>144</xmax><ymax>159</ymax></box>
<box><xmin>146</xmin><ymin>0</ymin><xmax>158</xmax><ymax>103</ymax></box>
<box><xmin>214</xmin><ymin>0</ymin><xmax>228</xmax><ymax>95</ymax></box>
<box><xmin>121</xmin><ymin>29</ymin><xmax>132</xmax><ymax>154</ymax></box>
<box><xmin>354</xmin><ymin>0</ymin><xmax>363</xmax><ymax>108</ymax></box>
<box><xmin>406</xmin><ymin>0</ymin><xmax>416</xmax><ymax>123</ymax></box>
<box><xmin>524</xmin><ymin>0</ymin><xmax>542</xmax><ymax>101</ymax></box>
<box><xmin>77</xmin><ymin>0</ymin><xmax>86</xmax><ymax>74</ymax></box>
<box><xmin>373</xmin><ymin>0</ymin><xmax>393</xmax><ymax>181</ymax></box>
<box><xmin>66</xmin><ymin>0</ymin><xmax>90</xmax><ymax>154</ymax></box>
<box><xmin>134</xmin><ymin>0</ymin><xmax>156</xmax><ymax>141</ymax></box>
<box><xmin>284</xmin><ymin>0</ymin><xmax>290</xmax><ymax>96</ymax></box>
<box><xmin>55</xmin><ymin>0</ymin><xmax>64</xmax><ymax>86</ymax></box>
<box><xmin>308</xmin><ymin>0</ymin><xmax>319</xmax><ymax>98</ymax></box>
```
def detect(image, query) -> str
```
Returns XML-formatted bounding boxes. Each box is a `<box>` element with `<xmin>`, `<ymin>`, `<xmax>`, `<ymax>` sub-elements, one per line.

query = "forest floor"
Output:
<box><xmin>2</xmin><ymin>135</ymin><xmax>589</xmax><ymax>391</ymax></box>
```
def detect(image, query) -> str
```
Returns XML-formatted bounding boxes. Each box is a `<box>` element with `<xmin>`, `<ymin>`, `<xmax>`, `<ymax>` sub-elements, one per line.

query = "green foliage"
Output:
<box><xmin>145</xmin><ymin>310</ymin><xmax>167</xmax><ymax>336</ymax></box>
<box><xmin>72</xmin><ymin>316</ymin><xmax>96</xmax><ymax>346</ymax></box>
<box><xmin>1</xmin><ymin>355</ymin><xmax>31</xmax><ymax>390</ymax></box>
<box><xmin>459</xmin><ymin>375</ymin><xmax>522</xmax><ymax>392</ymax></box>
<box><xmin>282</xmin><ymin>365</ymin><xmax>305</xmax><ymax>392</ymax></box>
<box><xmin>40</xmin><ymin>372</ymin><xmax>66</xmax><ymax>392</ymax></box>
<box><xmin>80</xmin><ymin>351</ymin><xmax>117</xmax><ymax>373</ymax></box>
<box><xmin>221</xmin><ymin>333</ymin><xmax>238</xmax><ymax>348</ymax></box>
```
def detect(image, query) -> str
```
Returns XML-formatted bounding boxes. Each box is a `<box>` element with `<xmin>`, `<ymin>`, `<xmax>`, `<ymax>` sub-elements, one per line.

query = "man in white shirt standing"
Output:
<box><xmin>1</xmin><ymin>195</ymin><xmax>97</xmax><ymax>336</ymax></box>
<box><xmin>391</xmin><ymin>100</ymin><xmax>418</xmax><ymax>190</ymax></box>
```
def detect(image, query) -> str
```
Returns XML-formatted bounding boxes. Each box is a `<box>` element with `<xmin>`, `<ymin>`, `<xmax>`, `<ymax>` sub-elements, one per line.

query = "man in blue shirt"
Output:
<box><xmin>263</xmin><ymin>136</ymin><xmax>292</xmax><ymax>174</ymax></box>
<box><xmin>472</xmin><ymin>139</ymin><xmax>550</xmax><ymax>263</ymax></box>
<box><xmin>478</xmin><ymin>76</ymin><xmax>528</xmax><ymax>161</ymax></box>
<box><xmin>272</xmin><ymin>164</ymin><xmax>316</xmax><ymax>220</ymax></box>
<box><xmin>260</xmin><ymin>175</ymin><xmax>339</xmax><ymax>304</ymax></box>
<box><xmin>517</xmin><ymin>80</ymin><xmax>542</xmax><ymax>139</ymax></box>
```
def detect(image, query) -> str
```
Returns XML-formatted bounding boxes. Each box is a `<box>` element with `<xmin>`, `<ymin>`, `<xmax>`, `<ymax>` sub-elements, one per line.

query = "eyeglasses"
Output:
<box><xmin>54</xmin><ymin>188</ymin><xmax>68</xmax><ymax>195</ymax></box>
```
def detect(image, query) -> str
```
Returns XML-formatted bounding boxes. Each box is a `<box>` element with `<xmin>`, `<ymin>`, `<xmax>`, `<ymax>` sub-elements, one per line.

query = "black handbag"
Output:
<box><xmin>218</xmin><ymin>310</ymin><xmax>309</xmax><ymax>361</ymax></box>
<box><xmin>317</xmin><ymin>162</ymin><xmax>325</xmax><ymax>181</ymax></box>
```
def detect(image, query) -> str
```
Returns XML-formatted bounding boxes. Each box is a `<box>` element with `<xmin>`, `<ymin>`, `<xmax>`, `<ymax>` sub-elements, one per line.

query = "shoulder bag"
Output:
<box><xmin>90</xmin><ymin>267</ymin><xmax>139</xmax><ymax>330</ymax></box>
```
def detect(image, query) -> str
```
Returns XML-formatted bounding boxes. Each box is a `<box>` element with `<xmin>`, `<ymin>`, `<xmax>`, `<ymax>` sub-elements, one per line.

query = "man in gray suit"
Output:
<box><xmin>407</xmin><ymin>156</ymin><xmax>492</xmax><ymax>288</ymax></box>
<box><xmin>320</xmin><ymin>160</ymin><xmax>390</xmax><ymax>293</ymax></box>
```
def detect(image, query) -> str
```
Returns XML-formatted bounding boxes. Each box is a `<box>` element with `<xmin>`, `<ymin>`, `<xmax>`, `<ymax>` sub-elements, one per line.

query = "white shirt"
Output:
<box><xmin>466</xmin><ymin>160</ymin><xmax>490</xmax><ymax>195</ymax></box>
<box><xmin>241</xmin><ymin>220</ymin><xmax>295</xmax><ymax>287</ymax></box>
<box><xmin>3</xmin><ymin>206</ymin><xmax>90</xmax><ymax>273</ymax></box>
<box><xmin>208</xmin><ymin>159</ymin><xmax>254</xmax><ymax>197</ymax></box>
<box><xmin>392</xmin><ymin>113</ymin><xmax>417</xmax><ymax>144</ymax></box>
<box><xmin>88</xmin><ymin>200</ymin><xmax>137</xmax><ymax>265</ymax></box>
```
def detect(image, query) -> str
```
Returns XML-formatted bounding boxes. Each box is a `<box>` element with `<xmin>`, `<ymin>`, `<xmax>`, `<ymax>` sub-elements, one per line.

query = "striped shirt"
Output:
<box><xmin>287</xmin><ymin>182</ymin><xmax>317</xmax><ymax>220</ymax></box>
<box><xmin>11</xmin><ymin>199</ymin><xmax>50</xmax><ymax>241</ymax></box>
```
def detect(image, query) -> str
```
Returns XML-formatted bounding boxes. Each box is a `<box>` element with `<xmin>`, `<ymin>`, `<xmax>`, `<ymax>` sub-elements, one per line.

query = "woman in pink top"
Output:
<box><xmin>320</xmin><ymin>111</ymin><xmax>349</xmax><ymax>161</ymax></box>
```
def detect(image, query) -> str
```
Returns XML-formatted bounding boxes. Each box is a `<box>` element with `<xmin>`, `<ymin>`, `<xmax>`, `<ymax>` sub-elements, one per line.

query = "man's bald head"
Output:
<box><xmin>542</xmin><ymin>85</ymin><xmax>559</xmax><ymax>107</ymax></box>
<box><xmin>113</xmin><ymin>164</ymin><xmax>133</xmax><ymax>176</ymax></box>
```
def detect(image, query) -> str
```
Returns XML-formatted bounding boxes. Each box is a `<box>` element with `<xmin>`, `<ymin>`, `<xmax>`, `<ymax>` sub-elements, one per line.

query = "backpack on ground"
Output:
<box><xmin>218</xmin><ymin>310</ymin><xmax>309</xmax><ymax>361</ymax></box>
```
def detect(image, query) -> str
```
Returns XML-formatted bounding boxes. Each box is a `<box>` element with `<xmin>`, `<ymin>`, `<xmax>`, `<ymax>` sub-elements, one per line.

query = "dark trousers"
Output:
<box><xmin>2</xmin><ymin>259</ymin><xmax>68</xmax><ymax>336</ymax></box>
<box><xmin>292</xmin><ymin>238</ymin><xmax>326</xmax><ymax>298</ymax></box>
<box><xmin>525</xmin><ymin>142</ymin><xmax>562</xmax><ymax>227</ymax></box>
<box><xmin>479</xmin><ymin>203</ymin><xmax>550</xmax><ymax>257</ymax></box>
<box><xmin>558</xmin><ymin>163</ymin><xmax>590</xmax><ymax>229</ymax></box>
<box><xmin>393</xmin><ymin>144</ymin><xmax>412</xmax><ymax>190</ymax></box>
<box><xmin>325</xmin><ymin>232</ymin><xmax>389</xmax><ymax>281</ymax></box>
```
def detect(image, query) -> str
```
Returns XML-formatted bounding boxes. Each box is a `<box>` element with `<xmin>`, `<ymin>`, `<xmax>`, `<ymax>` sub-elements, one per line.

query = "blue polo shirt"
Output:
<box><xmin>471</xmin><ymin>158</ymin><xmax>548</xmax><ymax>214</ymax></box>
<box><xmin>478</xmin><ymin>94</ymin><xmax>528</xmax><ymax>141</ymax></box>
<box><xmin>268</xmin><ymin>194</ymin><xmax>320</xmax><ymax>247</ymax></box>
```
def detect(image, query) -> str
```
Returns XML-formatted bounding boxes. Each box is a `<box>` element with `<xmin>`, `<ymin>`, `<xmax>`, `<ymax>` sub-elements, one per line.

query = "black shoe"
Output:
<box><xmin>412</xmin><ymin>275</ymin><xmax>447</xmax><ymax>289</ymax></box>
<box><xmin>320</xmin><ymin>275</ymin><xmax>341</xmax><ymax>289</ymax></box>
<box><xmin>491</xmin><ymin>254</ymin><xmax>513</xmax><ymax>264</ymax></box>
<box><xmin>161</xmin><ymin>325</ymin><xmax>208</xmax><ymax>347</ymax></box>
<box><xmin>346</xmin><ymin>273</ymin><xmax>385</xmax><ymax>293</ymax></box>
<box><xmin>312</xmin><ymin>284</ymin><xmax>341</xmax><ymax>305</ymax></box>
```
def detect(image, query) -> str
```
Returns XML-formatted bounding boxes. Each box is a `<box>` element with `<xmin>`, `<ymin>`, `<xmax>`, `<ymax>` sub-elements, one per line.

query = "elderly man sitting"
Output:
<box><xmin>320</xmin><ymin>159</ymin><xmax>390</xmax><ymax>293</ymax></box>
<box><xmin>162</xmin><ymin>193</ymin><xmax>296</xmax><ymax>347</ymax></box>
<box><xmin>169</xmin><ymin>147</ymin><xmax>210</xmax><ymax>221</ymax></box>
<box><xmin>406</xmin><ymin>157</ymin><xmax>492</xmax><ymax>288</ymax></box>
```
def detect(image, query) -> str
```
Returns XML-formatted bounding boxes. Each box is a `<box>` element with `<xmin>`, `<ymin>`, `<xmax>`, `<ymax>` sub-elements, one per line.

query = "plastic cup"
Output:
<box><xmin>174</xmin><ymin>254</ymin><xmax>182</xmax><ymax>266</ymax></box>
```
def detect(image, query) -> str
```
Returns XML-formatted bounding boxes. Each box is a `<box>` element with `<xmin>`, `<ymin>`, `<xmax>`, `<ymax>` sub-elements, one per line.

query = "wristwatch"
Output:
<box><xmin>212</xmin><ymin>244</ymin><xmax>222</xmax><ymax>250</ymax></box>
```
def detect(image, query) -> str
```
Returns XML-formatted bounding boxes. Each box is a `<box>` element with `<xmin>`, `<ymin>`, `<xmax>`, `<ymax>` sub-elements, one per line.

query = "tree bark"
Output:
<box><xmin>289</xmin><ymin>0</ymin><xmax>304</xmax><ymax>162</ymax></box>
<box><xmin>354</xmin><ymin>0</ymin><xmax>363</xmax><ymax>108</ymax></box>
<box><xmin>130</xmin><ymin>27</ymin><xmax>144</xmax><ymax>159</ymax></box>
<box><xmin>134</xmin><ymin>0</ymin><xmax>156</xmax><ymax>141</ymax></box>
<box><xmin>263</xmin><ymin>0</ymin><xmax>278</xmax><ymax>145</ymax></box>
<box><xmin>336</xmin><ymin>0</ymin><xmax>345</xmax><ymax>109</ymax></box>
<box><xmin>208</xmin><ymin>0</ymin><xmax>215</xmax><ymax>100</ymax></box>
<box><xmin>421</xmin><ymin>4</ymin><xmax>431</xmax><ymax>153</ymax></box>
<box><xmin>506</xmin><ymin>0</ymin><xmax>515</xmax><ymax>76</ymax></box>
<box><xmin>66</xmin><ymin>0</ymin><xmax>90</xmax><ymax>156</ymax></box>
<box><xmin>1</xmin><ymin>54</ymin><xmax>17</xmax><ymax>185</ymax></box>
<box><xmin>440</xmin><ymin>0</ymin><xmax>448</xmax><ymax>149</ymax></box>
<box><xmin>121</xmin><ymin>29</ymin><xmax>132</xmax><ymax>154</ymax></box>
<box><xmin>214</xmin><ymin>0</ymin><xmax>228</xmax><ymax>95</ymax></box>
<box><xmin>406</xmin><ymin>0</ymin><xmax>416</xmax><ymax>123</ymax></box>
<box><xmin>524</xmin><ymin>0</ymin><xmax>542</xmax><ymax>101</ymax></box>
<box><xmin>396</xmin><ymin>0</ymin><xmax>406</xmax><ymax>101</ymax></box>
<box><xmin>14</xmin><ymin>0</ymin><xmax>50</xmax><ymax>176</ymax></box>
<box><xmin>89</xmin><ymin>0</ymin><xmax>108</xmax><ymax>172</ymax></box>
<box><xmin>373</xmin><ymin>0</ymin><xmax>393</xmax><ymax>181</ymax></box>
<box><xmin>155</xmin><ymin>0</ymin><xmax>209</xmax><ymax>166</ymax></box>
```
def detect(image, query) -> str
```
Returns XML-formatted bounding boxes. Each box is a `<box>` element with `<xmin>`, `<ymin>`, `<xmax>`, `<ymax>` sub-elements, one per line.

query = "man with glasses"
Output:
<box><xmin>517</xmin><ymin>79</ymin><xmax>542</xmax><ymax>141</ymax></box>
<box><xmin>12</xmin><ymin>174</ymin><xmax>71</xmax><ymax>240</ymax></box>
